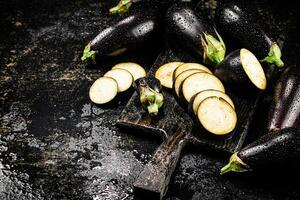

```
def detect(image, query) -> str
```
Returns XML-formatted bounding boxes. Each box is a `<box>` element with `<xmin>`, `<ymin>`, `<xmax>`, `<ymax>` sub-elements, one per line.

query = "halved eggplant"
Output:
<box><xmin>173</xmin><ymin>69</ymin><xmax>206</xmax><ymax>97</ymax></box>
<box><xmin>89</xmin><ymin>77</ymin><xmax>118</xmax><ymax>104</ymax></box>
<box><xmin>190</xmin><ymin>89</ymin><xmax>235</xmax><ymax>115</ymax></box>
<box><xmin>215</xmin><ymin>0</ymin><xmax>284</xmax><ymax>67</ymax></box>
<box><xmin>173</xmin><ymin>63</ymin><xmax>212</xmax><ymax>81</ymax></box>
<box><xmin>155</xmin><ymin>62</ymin><xmax>184</xmax><ymax>88</ymax></box>
<box><xmin>112</xmin><ymin>62</ymin><xmax>146</xmax><ymax>81</ymax></box>
<box><xmin>104</xmin><ymin>68</ymin><xmax>133</xmax><ymax>92</ymax></box>
<box><xmin>179</xmin><ymin>72</ymin><xmax>225</xmax><ymax>104</ymax></box>
<box><xmin>197</xmin><ymin>96</ymin><xmax>237</xmax><ymax>136</ymax></box>
<box><xmin>214</xmin><ymin>48</ymin><xmax>267</xmax><ymax>90</ymax></box>
<box><xmin>166</xmin><ymin>4</ymin><xmax>226</xmax><ymax>65</ymax></box>
<box><xmin>221</xmin><ymin>128</ymin><xmax>300</xmax><ymax>174</ymax></box>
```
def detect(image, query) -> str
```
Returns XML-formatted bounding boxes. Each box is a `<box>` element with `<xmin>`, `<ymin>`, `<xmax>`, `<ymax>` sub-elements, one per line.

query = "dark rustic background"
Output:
<box><xmin>1</xmin><ymin>0</ymin><xmax>299</xmax><ymax>199</ymax></box>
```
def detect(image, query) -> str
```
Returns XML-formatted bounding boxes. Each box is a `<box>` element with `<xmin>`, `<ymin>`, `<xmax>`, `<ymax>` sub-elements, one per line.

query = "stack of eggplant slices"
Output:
<box><xmin>83</xmin><ymin>0</ymin><xmax>300</xmax><ymax>175</ymax></box>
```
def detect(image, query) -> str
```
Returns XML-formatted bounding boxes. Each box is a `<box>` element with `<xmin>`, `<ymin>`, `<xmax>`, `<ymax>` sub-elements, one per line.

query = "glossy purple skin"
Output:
<box><xmin>267</xmin><ymin>66</ymin><xmax>300</xmax><ymax>132</ymax></box>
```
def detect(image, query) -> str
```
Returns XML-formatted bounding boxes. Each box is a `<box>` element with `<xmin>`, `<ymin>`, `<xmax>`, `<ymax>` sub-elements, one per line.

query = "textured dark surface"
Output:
<box><xmin>1</xmin><ymin>0</ymin><xmax>300</xmax><ymax>200</ymax></box>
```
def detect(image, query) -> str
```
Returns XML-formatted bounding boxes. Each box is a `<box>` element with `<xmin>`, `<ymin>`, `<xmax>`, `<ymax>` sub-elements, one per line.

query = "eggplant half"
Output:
<box><xmin>179</xmin><ymin>72</ymin><xmax>225</xmax><ymax>105</ymax></box>
<box><xmin>166</xmin><ymin>4</ymin><xmax>226</xmax><ymax>65</ymax></box>
<box><xmin>214</xmin><ymin>48</ymin><xmax>267</xmax><ymax>90</ymax></box>
<box><xmin>196</xmin><ymin>96</ymin><xmax>237</xmax><ymax>136</ymax></box>
<box><xmin>267</xmin><ymin>66</ymin><xmax>300</xmax><ymax>132</ymax></box>
<box><xmin>81</xmin><ymin>7</ymin><xmax>161</xmax><ymax>64</ymax></box>
<box><xmin>221</xmin><ymin>128</ymin><xmax>300</xmax><ymax>174</ymax></box>
<box><xmin>215</xmin><ymin>0</ymin><xmax>284</xmax><ymax>67</ymax></box>
<box><xmin>133</xmin><ymin>77</ymin><xmax>164</xmax><ymax>116</ymax></box>
<box><xmin>109</xmin><ymin>0</ymin><xmax>199</xmax><ymax>16</ymax></box>
<box><xmin>89</xmin><ymin>77</ymin><xmax>118</xmax><ymax>104</ymax></box>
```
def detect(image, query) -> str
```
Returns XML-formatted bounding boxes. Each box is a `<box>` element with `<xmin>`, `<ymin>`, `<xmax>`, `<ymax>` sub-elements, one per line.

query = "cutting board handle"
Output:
<box><xmin>134</xmin><ymin>126</ymin><xmax>189</xmax><ymax>200</ymax></box>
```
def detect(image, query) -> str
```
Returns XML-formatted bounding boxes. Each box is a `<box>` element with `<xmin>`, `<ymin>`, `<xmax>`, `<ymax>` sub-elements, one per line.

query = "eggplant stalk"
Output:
<box><xmin>140</xmin><ymin>86</ymin><xmax>163</xmax><ymax>116</ymax></box>
<box><xmin>202</xmin><ymin>30</ymin><xmax>226</xmax><ymax>65</ymax></box>
<box><xmin>81</xmin><ymin>44</ymin><xmax>96</xmax><ymax>64</ymax></box>
<box><xmin>261</xmin><ymin>43</ymin><xmax>284</xmax><ymax>68</ymax></box>
<box><xmin>110</xmin><ymin>0</ymin><xmax>133</xmax><ymax>16</ymax></box>
<box><xmin>220</xmin><ymin>152</ymin><xmax>250</xmax><ymax>175</ymax></box>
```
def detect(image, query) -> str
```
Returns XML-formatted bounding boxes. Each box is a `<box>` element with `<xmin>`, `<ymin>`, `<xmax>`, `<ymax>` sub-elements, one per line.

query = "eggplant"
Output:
<box><xmin>133</xmin><ymin>77</ymin><xmax>164</xmax><ymax>116</ymax></box>
<box><xmin>267</xmin><ymin>66</ymin><xmax>300</xmax><ymax>132</ymax></box>
<box><xmin>215</xmin><ymin>0</ymin><xmax>284</xmax><ymax>67</ymax></box>
<box><xmin>173</xmin><ymin>62</ymin><xmax>212</xmax><ymax>81</ymax></box>
<box><xmin>196</xmin><ymin>96</ymin><xmax>237</xmax><ymax>136</ymax></box>
<box><xmin>166</xmin><ymin>4</ymin><xmax>226</xmax><ymax>66</ymax></box>
<box><xmin>89</xmin><ymin>77</ymin><xmax>118</xmax><ymax>104</ymax></box>
<box><xmin>81</xmin><ymin>7</ymin><xmax>161</xmax><ymax>64</ymax></box>
<box><xmin>109</xmin><ymin>0</ymin><xmax>199</xmax><ymax>16</ymax></box>
<box><xmin>221</xmin><ymin>128</ymin><xmax>300</xmax><ymax>174</ymax></box>
<box><xmin>214</xmin><ymin>48</ymin><xmax>267</xmax><ymax>90</ymax></box>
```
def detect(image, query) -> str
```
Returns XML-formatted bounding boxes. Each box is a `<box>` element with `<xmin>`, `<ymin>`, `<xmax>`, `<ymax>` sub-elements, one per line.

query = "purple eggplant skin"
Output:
<box><xmin>215</xmin><ymin>0</ymin><xmax>284</xmax><ymax>67</ymax></box>
<box><xmin>221</xmin><ymin>128</ymin><xmax>300</xmax><ymax>174</ymax></box>
<box><xmin>81</xmin><ymin>7</ymin><xmax>161</xmax><ymax>64</ymax></box>
<box><xmin>165</xmin><ymin>4</ymin><xmax>226</xmax><ymax>66</ymax></box>
<box><xmin>267</xmin><ymin>66</ymin><xmax>300</xmax><ymax>132</ymax></box>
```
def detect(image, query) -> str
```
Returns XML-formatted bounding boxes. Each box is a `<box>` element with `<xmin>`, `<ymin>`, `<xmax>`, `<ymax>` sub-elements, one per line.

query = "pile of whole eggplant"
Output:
<box><xmin>83</xmin><ymin>0</ymin><xmax>300</xmax><ymax>176</ymax></box>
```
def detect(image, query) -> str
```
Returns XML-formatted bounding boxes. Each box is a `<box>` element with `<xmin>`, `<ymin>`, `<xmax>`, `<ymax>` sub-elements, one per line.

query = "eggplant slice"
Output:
<box><xmin>104</xmin><ymin>68</ymin><xmax>133</xmax><ymax>92</ymax></box>
<box><xmin>174</xmin><ymin>69</ymin><xmax>206</xmax><ymax>97</ymax></box>
<box><xmin>173</xmin><ymin>63</ymin><xmax>212</xmax><ymax>80</ymax></box>
<box><xmin>191</xmin><ymin>89</ymin><xmax>235</xmax><ymax>115</ymax></box>
<box><xmin>181</xmin><ymin>72</ymin><xmax>225</xmax><ymax>103</ymax></box>
<box><xmin>155</xmin><ymin>62</ymin><xmax>184</xmax><ymax>88</ymax></box>
<box><xmin>89</xmin><ymin>77</ymin><xmax>118</xmax><ymax>104</ymax></box>
<box><xmin>197</xmin><ymin>96</ymin><xmax>237</xmax><ymax>135</ymax></box>
<box><xmin>112</xmin><ymin>62</ymin><xmax>146</xmax><ymax>81</ymax></box>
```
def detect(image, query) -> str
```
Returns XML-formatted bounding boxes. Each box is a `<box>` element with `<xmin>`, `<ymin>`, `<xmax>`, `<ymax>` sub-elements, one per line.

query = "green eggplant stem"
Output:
<box><xmin>81</xmin><ymin>44</ymin><xmax>96</xmax><ymax>64</ymax></box>
<box><xmin>201</xmin><ymin>29</ymin><xmax>226</xmax><ymax>65</ymax></box>
<box><xmin>140</xmin><ymin>86</ymin><xmax>164</xmax><ymax>116</ymax></box>
<box><xmin>220</xmin><ymin>152</ymin><xmax>250</xmax><ymax>175</ymax></box>
<box><xmin>261</xmin><ymin>42</ymin><xmax>284</xmax><ymax>68</ymax></box>
<box><xmin>109</xmin><ymin>0</ymin><xmax>133</xmax><ymax>16</ymax></box>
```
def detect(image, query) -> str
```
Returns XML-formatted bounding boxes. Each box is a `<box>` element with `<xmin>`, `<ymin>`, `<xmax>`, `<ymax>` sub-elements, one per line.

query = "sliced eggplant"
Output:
<box><xmin>89</xmin><ymin>77</ymin><xmax>118</xmax><ymax>104</ymax></box>
<box><xmin>214</xmin><ymin>48</ymin><xmax>267</xmax><ymax>90</ymax></box>
<box><xmin>112</xmin><ymin>62</ymin><xmax>146</xmax><ymax>81</ymax></box>
<box><xmin>104</xmin><ymin>68</ymin><xmax>133</xmax><ymax>92</ymax></box>
<box><xmin>180</xmin><ymin>72</ymin><xmax>225</xmax><ymax>104</ymax></box>
<box><xmin>173</xmin><ymin>69</ymin><xmax>206</xmax><ymax>97</ymax></box>
<box><xmin>173</xmin><ymin>63</ymin><xmax>212</xmax><ymax>81</ymax></box>
<box><xmin>191</xmin><ymin>89</ymin><xmax>235</xmax><ymax>115</ymax></box>
<box><xmin>155</xmin><ymin>62</ymin><xmax>184</xmax><ymax>88</ymax></box>
<box><xmin>197</xmin><ymin>96</ymin><xmax>237</xmax><ymax>136</ymax></box>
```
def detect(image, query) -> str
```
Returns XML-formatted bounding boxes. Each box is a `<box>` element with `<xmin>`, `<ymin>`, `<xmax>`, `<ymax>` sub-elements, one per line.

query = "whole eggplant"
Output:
<box><xmin>109</xmin><ymin>0</ymin><xmax>199</xmax><ymax>16</ymax></box>
<box><xmin>221</xmin><ymin>128</ymin><xmax>300</xmax><ymax>174</ymax></box>
<box><xmin>215</xmin><ymin>0</ymin><xmax>284</xmax><ymax>67</ymax></box>
<box><xmin>81</xmin><ymin>7</ymin><xmax>161</xmax><ymax>64</ymax></box>
<box><xmin>267</xmin><ymin>66</ymin><xmax>300</xmax><ymax>132</ymax></box>
<box><xmin>133</xmin><ymin>76</ymin><xmax>164</xmax><ymax>116</ymax></box>
<box><xmin>166</xmin><ymin>4</ymin><xmax>226</xmax><ymax>66</ymax></box>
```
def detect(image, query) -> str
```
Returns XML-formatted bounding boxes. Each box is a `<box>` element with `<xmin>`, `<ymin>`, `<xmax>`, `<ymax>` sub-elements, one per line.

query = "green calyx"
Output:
<box><xmin>220</xmin><ymin>152</ymin><xmax>250</xmax><ymax>175</ymax></box>
<box><xmin>140</xmin><ymin>86</ymin><xmax>164</xmax><ymax>116</ymax></box>
<box><xmin>81</xmin><ymin>44</ymin><xmax>96</xmax><ymax>64</ymax></box>
<box><xmin>202</xmin><ymin>29</ymin><xmax>226</xmax><ymax>65</ymax></box>
<box><xmin>109</xmin><ymin>0</ymin><xmax>133</xmax><ymax>16</ymax></box>
<box><xmin>261</xmin><ymin>42</ymin><xmax>284</xmax><ymax>68</ymax></box>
